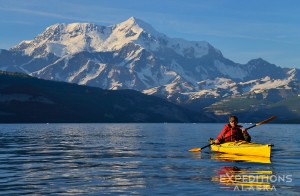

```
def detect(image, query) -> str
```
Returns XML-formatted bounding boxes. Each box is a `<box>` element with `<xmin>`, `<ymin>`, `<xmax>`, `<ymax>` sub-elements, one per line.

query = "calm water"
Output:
<box><xmin>0</xmin><ymin>123</ymin><xmax>299</xmax><ymax>195</ymax></box>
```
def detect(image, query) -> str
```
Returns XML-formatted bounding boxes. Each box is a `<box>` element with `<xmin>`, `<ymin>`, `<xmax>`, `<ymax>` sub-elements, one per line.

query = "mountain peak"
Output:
<box><xmin>248</xmin><ymin>58</ymin><xmax>270</xmax><ymax>65</ymax></box>
<box><xmin>9</xmin><ymin>17</ymin><xmax>215</xmax><ymax>60</ymax></box>
<box><xmin>126</xmin><ymin>16</ymin><xmax>140</xmax><ymax>24</ymax></box>
<box><xmin>114</xmin><ymin>17</ymin><xmax>159</xmax><ymax>36</ymax></box>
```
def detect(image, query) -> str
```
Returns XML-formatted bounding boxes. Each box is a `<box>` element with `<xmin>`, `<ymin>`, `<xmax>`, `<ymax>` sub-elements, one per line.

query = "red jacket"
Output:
<box><xmin>216</xmin><ymin>124</ymin><xmax>251</xmax><ymax>142</ymax></box>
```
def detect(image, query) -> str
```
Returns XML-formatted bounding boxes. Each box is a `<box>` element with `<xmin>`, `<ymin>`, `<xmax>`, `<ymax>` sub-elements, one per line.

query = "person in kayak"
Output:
<box><xmin>214</xmin><ymin>115</ymin><xmax>251</xmax><ymax>144</ymax></box>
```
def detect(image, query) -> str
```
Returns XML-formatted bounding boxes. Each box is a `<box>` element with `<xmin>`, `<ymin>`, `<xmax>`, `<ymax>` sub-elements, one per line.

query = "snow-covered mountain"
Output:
<box><xmin>1</xmin><ymin>17</ymin><xmax>300</xmax><ymax>115</ymax></box>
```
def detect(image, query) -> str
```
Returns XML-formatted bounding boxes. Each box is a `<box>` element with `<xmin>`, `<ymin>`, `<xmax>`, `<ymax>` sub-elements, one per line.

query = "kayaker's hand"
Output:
<box><xmin>242</xmin><ymin>128</ymin><xmax>247</xmax><ymax>133</ymax></box>
<box><xmin>214</xmin><ymin>139</ymin><xmax>220</xmax><ymax>144</ymax></box>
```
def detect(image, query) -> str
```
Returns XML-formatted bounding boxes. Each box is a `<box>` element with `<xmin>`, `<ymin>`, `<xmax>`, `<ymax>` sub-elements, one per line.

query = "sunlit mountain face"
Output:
<box><xmin>1</xmin><ymin>17</ymin><xmax>300</xmax><ymax>121</ymax></box>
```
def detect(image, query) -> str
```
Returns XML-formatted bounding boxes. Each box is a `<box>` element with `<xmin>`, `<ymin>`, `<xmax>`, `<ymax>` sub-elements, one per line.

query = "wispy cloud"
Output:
<box><xmin>165</xmin><ymin>16</ymin><xmax>298</xmax><ymax>45</ymax></box>
<box><xmin>0</xmin><ymin>7</ymin><xmax>89</xmax><ymax>22</ymax></box>
<box><xmin>0</xmin><ymin>19</ymin><xmax>33</xmax><ymax>25</ymax></box>
<box><xmin>0</xmin><ymin>6</ymin><xmax>117</xmax><ymax>25</ymax></box>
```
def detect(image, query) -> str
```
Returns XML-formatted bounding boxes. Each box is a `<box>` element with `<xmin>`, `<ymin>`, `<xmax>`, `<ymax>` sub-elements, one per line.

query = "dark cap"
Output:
<box><xmin>229</xmin><ymin>115</ymin><xmax>238</xmax><ymax>123</ymax></box>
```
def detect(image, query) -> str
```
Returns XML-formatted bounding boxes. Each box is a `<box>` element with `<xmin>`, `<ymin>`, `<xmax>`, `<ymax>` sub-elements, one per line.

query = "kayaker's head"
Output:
<box><xmin>229</xmin><ymin>115</ymin><xmax>238</xmax><ymax>127</ymax></box>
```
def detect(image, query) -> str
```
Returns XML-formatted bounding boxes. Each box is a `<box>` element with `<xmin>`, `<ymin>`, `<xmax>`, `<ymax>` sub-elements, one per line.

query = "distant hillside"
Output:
<box><xmin>0</xmin><ymin>71</ymin><xmax>211</xmax><ymax>123</ymax></box>
<box><xmin>202</xmin><ymin>90</ymin><xmax>300</xmax><ymax>123</ymax></box>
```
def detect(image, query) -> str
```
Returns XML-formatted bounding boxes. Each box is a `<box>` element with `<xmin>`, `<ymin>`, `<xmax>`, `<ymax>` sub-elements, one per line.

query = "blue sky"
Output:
<box><xmin>1</xmin><ymin>0</ymin><xmax>299</xmax><ymax>68</ymax></box>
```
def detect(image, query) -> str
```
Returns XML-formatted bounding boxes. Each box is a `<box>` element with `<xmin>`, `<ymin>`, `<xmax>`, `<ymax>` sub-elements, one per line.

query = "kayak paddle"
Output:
<box><xmin>188</xmin><ymin>116</ymin><xmax>276</xmax><ymax>152</ymax></box>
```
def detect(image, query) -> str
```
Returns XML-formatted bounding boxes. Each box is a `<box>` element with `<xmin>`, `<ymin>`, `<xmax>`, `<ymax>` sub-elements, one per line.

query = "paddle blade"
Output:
<box><xmin>256</xmin><ymin>116</ymin><xmax>276</xmax><ymax>126</ymax></box>
<box><xmin>188</xmin><ymin>148</ymin><xmax>201</xmax><ymax>152</ymax></box>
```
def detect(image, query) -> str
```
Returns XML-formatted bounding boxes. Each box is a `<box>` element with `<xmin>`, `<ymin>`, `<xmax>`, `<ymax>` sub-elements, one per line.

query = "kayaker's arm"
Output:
<box><xmin>242</xmin><ymin>128</ymin><xmax>251</xmax><ymax>142</ymax></box>
<box><xmin>215</xmin><ymin>124</ymin><xmax>229</xmax><ymax>143</ymax></box>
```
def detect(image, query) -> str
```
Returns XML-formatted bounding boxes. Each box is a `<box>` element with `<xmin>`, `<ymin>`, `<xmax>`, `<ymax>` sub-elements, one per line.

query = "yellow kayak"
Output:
<box><xmin>210</xmin><ymin>140</ymin><xmax>273</xmax><ymax>158</ymax></box>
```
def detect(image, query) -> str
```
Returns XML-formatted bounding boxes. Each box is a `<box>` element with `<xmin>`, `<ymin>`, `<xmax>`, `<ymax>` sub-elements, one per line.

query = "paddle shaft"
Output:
<box><xmin>189</xmin><ymin>116</ymin><xmax>276</xmax><ymax>152</ymax></box>
<box><xmin>197</xmin><ymin>133</ymin><xmax>240</xmax><ymax>151</ymax></box>
<box><xmin>245</xmin><ymin>116</ymin><xmax>276</xmax><ymax>131</ymax></box>
<box><xmin>196</xmin><ymin>132</ymin><xmax>240</xmax><ymax>151</ymax></box>
<box><xmin>188</xmin><ymin>133</ymin><xmax>239</xmax><ymax>152</ymax></box>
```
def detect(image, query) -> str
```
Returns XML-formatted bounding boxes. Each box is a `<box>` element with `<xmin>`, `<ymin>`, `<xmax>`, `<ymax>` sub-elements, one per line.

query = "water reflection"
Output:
<box><xmin>212</xmin><ymin>166</ymin><xmax>275</xmax><ymax>191</ymax></box>
<box><xmin>190</xmin><ymin>152</ymin><xmax>271</xmax><ymax>164</ymax></box>
<box><xmin>211</xmin><ymin>153</ymin><xmax>271</xmax><ymax>164</ymax></box>
<box><xmin>0</xmin><ymin>123</ymin><xmax>298</xmax><ymax>195</ymax></box>
<box><xmin>0</xmin><ymin>124</ymin><xmax>147</xmax><ymax>194</ymax></box>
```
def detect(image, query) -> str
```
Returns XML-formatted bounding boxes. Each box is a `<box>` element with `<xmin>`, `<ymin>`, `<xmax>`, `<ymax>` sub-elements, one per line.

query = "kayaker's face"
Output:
<box><xmin>230</xmin><ymin>120</ymin><xmax>237</xmax><ymax>127</ymax></box>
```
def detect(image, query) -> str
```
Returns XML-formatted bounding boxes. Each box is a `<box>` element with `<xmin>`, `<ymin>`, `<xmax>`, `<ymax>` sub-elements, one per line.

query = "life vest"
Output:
<box><xmin>219</xmin><ymin>124</ymin><xmax>244</xmax><ymax>142</ymax></box>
